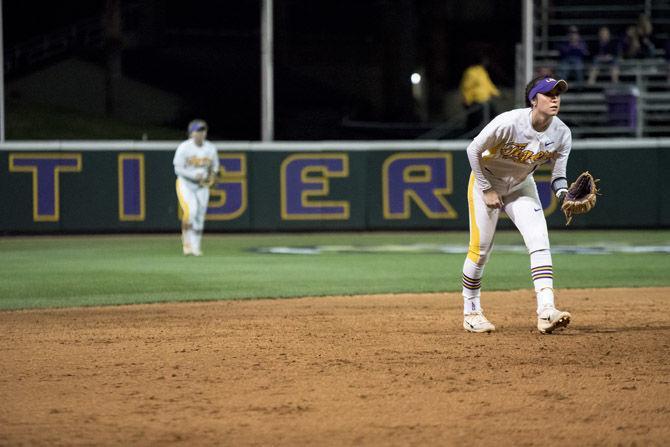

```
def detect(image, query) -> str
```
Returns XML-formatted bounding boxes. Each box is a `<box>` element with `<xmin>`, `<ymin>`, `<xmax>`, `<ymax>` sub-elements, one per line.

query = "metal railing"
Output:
<box><xmin>3</xmin><ymin>17</ymin><xmax>105</xmax><ymax>76</ymax></box>
<box><xmin>527</xmin><ymin>0</ymin><xmax>670</xmax><ymax>137</ymax></box>
<box><xmin>527</xmin><ymin>54</ymin><xmax>670</xmax><ymax>137</ymax></box>
<box><xmin>2</xmin><ymin>2</ymin><xmax>141</xmax><ymax>77</ymax></box>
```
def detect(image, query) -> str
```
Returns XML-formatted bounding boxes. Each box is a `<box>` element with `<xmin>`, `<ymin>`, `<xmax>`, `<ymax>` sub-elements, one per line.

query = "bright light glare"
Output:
<box><xmin>411</xmin><ymin>73</ymin><xmax>422</xmax><ymax>85</ymax></box>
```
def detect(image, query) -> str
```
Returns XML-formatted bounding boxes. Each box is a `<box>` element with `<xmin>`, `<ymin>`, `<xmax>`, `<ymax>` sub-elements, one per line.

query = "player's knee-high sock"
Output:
<box><xmin>187</xmin><ymin>230</ymin><xmax>198</xmax><ymax>253</ymax></box>
<box><xmin>181</xmin><ymin>228</ymin><xmax>190</xmax><ymax>249</ymax></box>
<box><xmin>181</xmin><ymin>223</ymin><xmax>192</xmax><ymax>254</ymax></box>
<box><xmin>530</xmin><ymin>249</ymin><xmax>555</xmax><ymax>312</ymax></box>
<box><xmin>192</xmin><ymin>230</ymin><xmax>203</xmax><ymax>253</ymax></box>
<box><xmin>184</xmin><ymin>229</ymin><xmax>194</xmax><ymax>253</ymax></box>
<box><xmin>462</xmin><ymin>257</ymin><xmax>484</xmax><ymax>314</ymax></box>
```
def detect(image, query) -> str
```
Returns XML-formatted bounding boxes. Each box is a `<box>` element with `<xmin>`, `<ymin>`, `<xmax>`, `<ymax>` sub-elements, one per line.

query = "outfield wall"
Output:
<box><xmin>1</xmin><ymin>139</ymin><xmax>669</xmax><ymax>232</ymax></box>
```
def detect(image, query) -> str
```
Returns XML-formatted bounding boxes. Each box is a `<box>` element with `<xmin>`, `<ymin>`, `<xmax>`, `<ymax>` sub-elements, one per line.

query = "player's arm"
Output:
<box><xmin>466</xmin><ymin>116</ymin><xmax>508</xmax><ymax>208</ymax></box>
<box><xmin>467</xmin><ymin>115</ymin><xmax>507</xmax><ymax>184</ymax></box>
<box><xmin>211</xmin><ymin>147</ymin><xmax>221</xmax><ymax>176</ymax></box>
<box><xmin>550</xmin><ymin>129</ymin><xmax>572</xmax><ymax>201</ymax></box>
<box><xmin>175</xmin><ymin>166</ymin><xmax>206</xmax><ymax>182</ymax></box>
<box><xmin>197</xmin><ymin>147</ymin><xmax>220</xmax><ymax>187</ymax></box>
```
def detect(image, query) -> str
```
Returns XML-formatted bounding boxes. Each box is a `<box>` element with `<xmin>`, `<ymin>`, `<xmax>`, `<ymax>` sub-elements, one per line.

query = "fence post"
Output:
<box><xmin>0</xmin><ymin>0</ymin><xmax>4</xmax><ymax>142</ymax></box>
<box><xmin>541</xmin><ymin>0</ymin><xmax>549</xmax><ymax>53</ymax></box>
<box><xmin>637</xmin><ymin>67</ymin><xmax>644</xmax><ymax>138</ymax></box>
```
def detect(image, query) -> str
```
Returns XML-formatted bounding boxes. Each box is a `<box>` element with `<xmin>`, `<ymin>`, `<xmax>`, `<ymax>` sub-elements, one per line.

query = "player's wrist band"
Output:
<box><xmin>551</xmin><ymin>177</ymin><xmax>568</xmax><ymax>193</ymax></box>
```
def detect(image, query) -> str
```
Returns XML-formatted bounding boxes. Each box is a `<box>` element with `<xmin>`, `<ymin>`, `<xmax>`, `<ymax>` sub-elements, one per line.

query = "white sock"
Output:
<box><xmin>530</xmin><ymin>249</ymin><xmax>553</xmax><ymax>292</ymax></box>
<box><xmin>181</xmin><ymin>228</ymin><xmax>191</xmax><ymax>250</ymax></box>
<box><xmin>530</xmin><ymin>250</ymin><xmax>555</xmax><ymax>313</ymax></box>
<box><xmin>536</xmin><ymin>288</ymin><xmax>555</xmax><ymax>314</ymax></box>
<box><xmin>462</xmin><ymin>258</ymin><xmax>484</xmax><ymax>314</ymax></box>
<box><xmin>192</xmin><ymin>230</ymin><xmax>202</xmax><ymax>253</ymax></box>
<box><xmin>186</xmin><ymin>230</ymin><xmax>195</xmax><ymax>252</ymax></box>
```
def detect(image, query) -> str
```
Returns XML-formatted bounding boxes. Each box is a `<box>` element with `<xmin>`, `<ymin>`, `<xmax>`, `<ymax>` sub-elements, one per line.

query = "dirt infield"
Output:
<box><xmin>1</xmin><ymin>288</ymin><xmax>669</xmax><ymax>446</ymax></box>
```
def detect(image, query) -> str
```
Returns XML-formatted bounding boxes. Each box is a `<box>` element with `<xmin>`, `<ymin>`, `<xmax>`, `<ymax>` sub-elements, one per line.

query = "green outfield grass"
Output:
<box><xmin>0</xmin><ymin>230</ymin><xmax>668</xmax><ymax>310</ymax></box>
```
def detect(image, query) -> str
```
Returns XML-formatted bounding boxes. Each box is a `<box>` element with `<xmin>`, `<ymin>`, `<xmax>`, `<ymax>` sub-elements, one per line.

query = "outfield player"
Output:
<box><xmin>174</xmin><ymin>119</ymin><xmax>219</xmax><ymax>256</ymax></box>
<box><xmin>461</xmin><ymin>76</ymin><xmax>572</xmax><ymax>334</ymax></box>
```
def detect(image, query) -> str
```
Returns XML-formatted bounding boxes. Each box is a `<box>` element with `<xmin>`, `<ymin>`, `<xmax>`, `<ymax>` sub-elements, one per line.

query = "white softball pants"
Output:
<box><xmin>176</xmin><ymin>177</ymin><xmax>209</xmax><ymax>232</ymax></box>
<box><xmin>466</xmin><ymin>173</ymin><xmax>550</xmax><ymax>266</ymax></box>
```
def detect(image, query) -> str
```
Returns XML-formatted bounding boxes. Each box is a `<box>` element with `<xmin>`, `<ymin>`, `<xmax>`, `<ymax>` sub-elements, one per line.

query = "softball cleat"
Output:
<box><xmin>537</xmin><ymin>307</ymin><xmax>571</xmax><ymax>334</ymax></box>
<box><xmin>463</xmin><ymin>311</ymin><xmax>496</xmax><ymax>333</ymax></box>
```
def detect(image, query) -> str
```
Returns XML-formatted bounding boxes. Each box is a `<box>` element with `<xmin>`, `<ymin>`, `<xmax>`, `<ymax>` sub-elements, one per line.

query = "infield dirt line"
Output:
<box><xmin>1</xmin><ymin>287</ymin><xmax>669</xmax><ymax>446</ymax></box>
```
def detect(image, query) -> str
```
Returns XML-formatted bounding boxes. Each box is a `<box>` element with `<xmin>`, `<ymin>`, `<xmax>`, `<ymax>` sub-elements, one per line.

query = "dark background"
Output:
<box><xmin>2</xmin><ymin>0</ymin><xmax>521</xmax><ymax>140</ymax></box>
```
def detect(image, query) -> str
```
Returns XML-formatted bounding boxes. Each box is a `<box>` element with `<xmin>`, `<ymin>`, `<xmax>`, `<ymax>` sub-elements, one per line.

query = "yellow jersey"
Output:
<box><xmin>460</xmin><ymin>64</ymin><xmax>501</xmax><ymax>106</ymax></box>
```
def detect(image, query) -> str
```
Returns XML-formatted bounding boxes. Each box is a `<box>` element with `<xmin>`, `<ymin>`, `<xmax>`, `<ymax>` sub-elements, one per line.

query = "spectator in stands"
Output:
<box><xmin>459</xmin><ymin>56</ymin><xmax>501</xmax><ymax>135</ymax></box>
<box><xmin>535</xmin><ymin>66</ymin><xmax>555</xmax><ymax>78</ymax></box>
<box><xmin>620</xmin><ymin>25</ymin><xmax>643</xmax><ymax>59</ymax></box>
<box><xmin>636</xmin><ymin>13</ymin><xmax>656</xmax><ymax>58</ymax></box>
<box><xmin>587</xmin><ymin>26</ymin><xmax>620</xmax><ymax>85</ymax></box>
<box><xmin>557</xmin><ymin>26</ymin><xmax>589</xmax><ymax>84</ymax></box>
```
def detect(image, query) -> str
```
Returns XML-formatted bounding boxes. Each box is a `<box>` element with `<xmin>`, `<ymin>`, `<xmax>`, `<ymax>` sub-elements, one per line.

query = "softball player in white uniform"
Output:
<box><xmin>462</xmin><ymin>76</ymin><xmax>572</xmax><ymax>334</ymax></box>
<box><xmin>174</xmin><ymin>119</ymin><xmax>219</xmax><ymax>256</ymax></box>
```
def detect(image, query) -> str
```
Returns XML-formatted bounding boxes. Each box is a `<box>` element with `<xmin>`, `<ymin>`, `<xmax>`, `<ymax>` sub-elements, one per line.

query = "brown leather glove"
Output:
<box><xmin>561</xmin><ymin>171</ymin><xmax>599</xmax><ymax>225</ymax></box>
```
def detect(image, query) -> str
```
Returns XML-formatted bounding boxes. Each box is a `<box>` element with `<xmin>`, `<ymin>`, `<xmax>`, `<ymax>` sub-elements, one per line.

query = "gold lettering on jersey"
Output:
<box><xmin>500</xmin><ymin>142</ymin><xmax>556</xmax><ymax>165</ymax></box>
<box><xmin>187</xmin><ymin>156</ymin><xmax>213</xmax><ymax>167</ymax></box>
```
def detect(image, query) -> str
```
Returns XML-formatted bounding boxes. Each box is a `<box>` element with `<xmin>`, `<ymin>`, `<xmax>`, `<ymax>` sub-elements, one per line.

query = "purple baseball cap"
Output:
<box><xmin>188</xmin><ymin>119</ymin><xmax>208</xmax><ymax>133</ymax></box>
<box><xmin>527</xmin><ymin>77</ymin><xmax>569</xmax><ymax>103</ymax></box>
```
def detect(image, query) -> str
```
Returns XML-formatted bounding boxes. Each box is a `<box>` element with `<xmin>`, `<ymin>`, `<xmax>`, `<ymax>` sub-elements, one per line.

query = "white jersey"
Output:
<box><xmin>467</xmin><ymin>107</ymin><xmax>571</xmax><ymax>192</ymax></box>
<box><xmin>173</xmin><ymin>138</ymin><xmax>220</xmax><ymax>185</ymax></box>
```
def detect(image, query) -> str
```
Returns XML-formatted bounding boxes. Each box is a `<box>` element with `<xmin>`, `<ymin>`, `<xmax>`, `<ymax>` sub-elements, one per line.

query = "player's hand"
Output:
<box><xmin>483</xmin><ymin>189</ymin><xmax>504</xmax><ymax>209</ymax></box>
<box><xmin>556</xmin><ymin>188</ymin><xmax>568</xmax><ymax>202</ymax></box>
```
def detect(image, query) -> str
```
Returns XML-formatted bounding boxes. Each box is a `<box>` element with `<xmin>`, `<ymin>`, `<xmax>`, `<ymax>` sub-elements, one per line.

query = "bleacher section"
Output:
<box><xmin>534</xmin><ymin>0</ymin><xmax>670</xmax><ymax>137</ymax></box>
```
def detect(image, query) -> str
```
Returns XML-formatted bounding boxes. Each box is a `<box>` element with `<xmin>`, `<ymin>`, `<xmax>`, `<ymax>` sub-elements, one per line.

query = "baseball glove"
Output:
<box><xmin>561</xmin><ymin>171</ymin><xmax>599</xmax><ymax>225</ymax></box>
